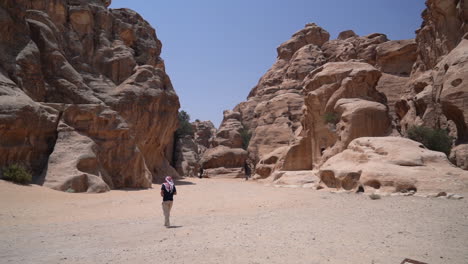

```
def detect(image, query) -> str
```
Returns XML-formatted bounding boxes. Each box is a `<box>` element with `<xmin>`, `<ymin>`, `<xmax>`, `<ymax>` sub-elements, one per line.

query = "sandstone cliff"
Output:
<box><xmin>207</xmin><ymin>0</ymin><xmax>468</xmax><ymax>194</ymax></box>
<box><xmin>174</xmin><ymin>120</ymin><xmax>216</xmax><ymax>177</ymax></box>
<box><xmin>0</xmin><ymin>0</ymin><xmax>180</xmax><ymax>192</ymax></box>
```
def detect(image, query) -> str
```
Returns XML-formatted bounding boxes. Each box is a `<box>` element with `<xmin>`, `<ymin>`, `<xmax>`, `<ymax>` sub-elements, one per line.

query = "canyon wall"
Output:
<box><xmin>0</xmin><ymin>0</ymin><xmax>179</xmax><ymax>192</ymax></box>
<box><xmin>207</xmin><ymin>0</ymin><xmax>468</xmax><ymax>193</ymax></box>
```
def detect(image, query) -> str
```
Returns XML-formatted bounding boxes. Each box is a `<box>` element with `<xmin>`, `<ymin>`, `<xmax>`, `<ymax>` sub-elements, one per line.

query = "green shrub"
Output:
<box><xmin>2</xmin><ymin>164</ymin><xmax>32</xmax><ymax>185</ymax></box>
<box><xmin>176</xmin><ymin>110</ymin><xmax>194</xmax><ymax>138</ymax></box>
<box><xmin>240</xmin><ymin>126</ymin><xmax>252</xmax><ymax>150</ymax></box>
<box><xmin>323</xmin><ymin>112</ymin><xmax>340</xmax><ymax>125</ymax></box>
<box><xmin>407</xmin><ymin>126</ymin><xmax>452</xmax><ymax>156</ymax></box>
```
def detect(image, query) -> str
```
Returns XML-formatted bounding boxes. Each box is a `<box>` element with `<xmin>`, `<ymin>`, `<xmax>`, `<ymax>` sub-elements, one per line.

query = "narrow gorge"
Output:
<box><xmin>1</xmin><ymin>0</ymin><xmax>468</xmax><ymax>196</ymax></box>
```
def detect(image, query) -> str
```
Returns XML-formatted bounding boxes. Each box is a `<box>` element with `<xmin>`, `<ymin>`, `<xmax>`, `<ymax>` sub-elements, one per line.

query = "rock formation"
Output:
<box><xmin>0</xmin><ymin>0</ymin><xmax>179</xmax><ymax>192</ymax></box>
<box><xmin>174</xmin><ymin>120</ymin><xmax>216</xmax><ymax>177</ymax></box>
<box><xmin>207</xmin><ymin>0</ymin><xmax>468</xmax><ymax>194</ymax></box>
<box><xmin>320</xmin><ymin>137</ymin><xmax>468</xmax><ymax>193</ymax></box>
<box><xmin>396</xmin><ymin>0</ymin><xmax>468</xmax><ymax>144</ymax></box>
<box><xmin>199</xmin><ymin>111</ymin><xmax>248</xmax><ymax>178</ymax></box>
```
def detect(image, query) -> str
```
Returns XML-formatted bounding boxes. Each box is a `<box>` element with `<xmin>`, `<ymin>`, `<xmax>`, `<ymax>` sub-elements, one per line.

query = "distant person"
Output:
<box><xmin>161</xmin><ymin>176</ymin><xmax>177</xmax><ymax>227</ymax></box>
<box><xmin>199</xmin><ymin>167</ymin><xmax>204</xmax><ymax>179</ymax></box>
<box><xmin>244</xmin><ymin>161</ymin><xmax>251</xmax><ymax>181</ymax></box>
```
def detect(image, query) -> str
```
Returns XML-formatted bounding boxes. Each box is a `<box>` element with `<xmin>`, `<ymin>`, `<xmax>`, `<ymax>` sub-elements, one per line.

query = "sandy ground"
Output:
<box><xmin>1</xmin><ymin>178</ymin><xmax>468</xmax><ymax>264</ymax></box>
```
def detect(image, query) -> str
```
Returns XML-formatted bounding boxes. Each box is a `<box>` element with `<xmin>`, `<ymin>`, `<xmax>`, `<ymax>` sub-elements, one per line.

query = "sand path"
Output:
<box><xmin>1</xmin><ymin>178</ymin><xmax>467</xmax><ymax>264</ymax></box>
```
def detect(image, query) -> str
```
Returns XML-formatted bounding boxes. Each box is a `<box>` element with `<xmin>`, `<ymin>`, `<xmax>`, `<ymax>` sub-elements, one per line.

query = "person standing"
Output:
<box><xmin>161</xmin><ymin>176</ymin><xmax>177</xmax><ymax>227</ymax></box>
<box><xmin>199</xmin><ymin>167</ymin><xmax>204</xmax><ymax>179</ymax></box>
<box><xmin>244</xmin><ymin>161</ymin><xmax>251</xmax><ymax>181</ymax></box>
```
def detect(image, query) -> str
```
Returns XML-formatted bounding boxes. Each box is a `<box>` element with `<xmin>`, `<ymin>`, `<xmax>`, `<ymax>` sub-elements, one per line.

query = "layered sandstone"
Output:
<box><xmin>320</xmin><ymin>137</ymin><xmax>468</xmax><ymax>193</ymax></box>
<box><xmin>200</xmin><ymin>111</ymin><xmax>248</xmax><ymax>178</ymax></box>
<box><xmin>286</xmin><ymin>62</ymin><xmax>391</xmax><ymax>170</ymax></box>
<box><xmin>0</xmin><ymin>0</ymin><xmax>179</xmax><ymax>192</ymax></box>
<box><xmin>208</xmin><ymin>21</ymin><xmax>421</xmax><ymax>180</ymax></box>
<box><xmin>174</xmin><ymin>120</ymin><xmax>216</xmax><ymax>177</ymax></box>
<box><xmin>208</xmin><ymin>0</ymin><xmax>468</xmax><ymax>190</ymax></box>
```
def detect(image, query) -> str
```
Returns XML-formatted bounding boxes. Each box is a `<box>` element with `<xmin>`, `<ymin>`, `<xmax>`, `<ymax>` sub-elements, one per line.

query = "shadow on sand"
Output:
<box><xmin>167</xmin><ymin>226</ymin><xmax>183</xmax><ymax>229</ymax></box>
<box><xmin>174</xmin><ymin>180</ymin><xmax>196</xmax><ymax>186</ymax></box>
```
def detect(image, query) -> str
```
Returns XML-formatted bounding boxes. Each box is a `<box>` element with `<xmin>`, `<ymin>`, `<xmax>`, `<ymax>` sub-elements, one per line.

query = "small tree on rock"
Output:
<box><xmin>240</xmin><ymin>125</ymin><xmax>252</xmax><ymax>150</ymax></box>
<box><xmin>176</xmin><ymin>110</ymin><xmax>194</xmax><ymax>138</ymax></box>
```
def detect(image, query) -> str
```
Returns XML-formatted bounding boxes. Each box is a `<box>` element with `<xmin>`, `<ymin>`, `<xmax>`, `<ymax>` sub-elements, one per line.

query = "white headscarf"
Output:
<box><xmin>163</xmin><ymin>176</ymin><xmax>174</xmax><ymax>193</ymax></box>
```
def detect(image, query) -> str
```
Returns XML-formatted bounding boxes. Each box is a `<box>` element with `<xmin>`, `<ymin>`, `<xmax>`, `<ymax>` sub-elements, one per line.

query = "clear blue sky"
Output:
<box><xmin>110</xmin><ymin>0</ymin><xmax>426</xmax><ymax>128</ymax></box>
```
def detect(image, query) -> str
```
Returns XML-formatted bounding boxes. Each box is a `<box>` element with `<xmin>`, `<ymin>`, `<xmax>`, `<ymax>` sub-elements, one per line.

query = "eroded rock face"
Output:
<box><xmin>0</xmin><ymin>0</ymin><xmax>179</xmax><ymax>191</ymax></box>
<box><xmin>397</xmin><ymin>39</ymin><xmax>468</xmax><ymax>142</ymax></box>
<box><xmin>174</xmin><ymin>136</ymin><xmax>200</xmax><ymax>177</ymax></box>
<box><xmin>233</xmin><ymin>24</ymin><xmax>330</xmax><ymax>166</ymax></box>
<box><xmin>200</xmin><ymin>146</ymin><xmax>247</xmax><ymax>170</ymax></box>
<box><xmin>0</xmin><ymin>82</ymin><xmax>59</xmax><ymax>178</ymax></box>
<box><xmin>173</xmin><ymin>120</ymin><xmax>216</xmax><ymax>177</ymax></box>
<box><xmin>413</xmin><ymin>0</ymin><xmax>468</xmax><ymax>73</ymax></box>
<box><xmin>450</xmin><ymin>144</ymin><xmax>468</xmax><ymax>170</ymax></box>
<box><xmin>193</xmin><ymin>120</ymin><xmax>216</xmax><ymax>150</ymax></box>
<box><xmin>211</xmin><ymin>22</ymin><xmax>418</xmax><ymax>179</ymax></box>
<box><xmin>299</xmin><ymin>62</ymin><xmax>389</xmax><ymax>167</ymax></box>
<box><xmin>375</xmin><ymin>39</ymin><xmax>417</xmax><ymax>76</ymax></box>
<box><xmin>212</xmin><ymin>110</ymin><xmax>244</xmax><ymax>149</ymax></box>
<box><xmin>198</xmin><ymin>111</ymin><xmax>248</xmax><ymax>175</ymax></box>
<box><xmin>320</xmin><ymin>137</ymin><xmax>468</xmax><ymax>193</ymax></box>
<box><xmin>322</xmin><ymin>32</ymin><xmax>389</xmax><ymax>65</ymax></box>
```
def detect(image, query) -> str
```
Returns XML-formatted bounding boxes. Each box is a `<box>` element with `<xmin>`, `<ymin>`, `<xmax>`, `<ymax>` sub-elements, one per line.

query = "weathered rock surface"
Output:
<box><xmin>193</xmin><ymin>120</ymin><xmax>216</xmax><ymax>150</ymax></box>
<box><xmin>375</xmin><ymin>73</ymin><xmax>410</xmax><ymax>119</ymax></box>
<box><xmin>0</xmin><ymin>0</ymin><xmax>179</xmax><ymax>192</ymax></box>
<box><xmin>450</xmin><ymin>144</ymin><xmax>468</xmax><ymax>170</ymax></box>
<box><xmin>322</xmin><ymin>32</ymin><xmax>389</xmax><ymax>65</ymax></box>
<box><xmin>174</xmin><ymin>120</ymin><xmax>216</xmax><ymax>177</ymax></box>
<box><xmin>375</xmin><ymin>39</ymin><xmax>417</xmax><ymax>76</ymax></box>
<box><xmin>320</xmin><ymin>137</ymin><xmax>468</xmax><ymax>193</ymax></box>
<box><xmin>413</xmin><ymin>0</ymin><xmax>468</xmax><ymax>73</ymax></box>
<box><xmin>212</xmin><ymin>22</ymin><xmax>418</xmax><ymax>179</ymax></box>
<box><xmin>174</xmin><ymin>136</ymin><xmax>200</xmax><ymax>177</ymax></box>
<box><xmin>298</xmin><ymin>62</ymin><xmax>390</xmax><ymax>168</ymax></box>
<box><xmin>212</xmin><ymin>110</ymin><xmax>244</xmax><ymax>149</ymax></box>
<box><xmin>204</xmin><ymin>0</ymin><xmax>468</xmax><ymax>194</ymax></box>
<box><xmin>0</xmin><ymin>83</ymin><xmax>59</xmax><ymax>178</ymax></box>
<box><xmin>397</xmin><ymin>38</ymin><xmax>468</xmax><ymax>142</ymax></box>
<box><xmin>200</xmin><ymin>146</ymin><xmax>247</xmax><ymax>170</ymax></box>
<box><xmin>232</xmin><ymin>24</ymin><xmax>331</xmax><ymax>167</ymax></box>
<box><xmin>202</xmin><ymin>167</ymin><xmax>245</xmax><ymax>179</ymax></box>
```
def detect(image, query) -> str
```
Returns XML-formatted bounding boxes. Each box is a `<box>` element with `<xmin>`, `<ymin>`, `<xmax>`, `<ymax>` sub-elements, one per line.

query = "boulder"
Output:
<box><xmin>320</xmin><ymin>137</ymin><xmax>468</xmax><ymax>193</ymax></box>
<box><xmin>337</xmin><ymin>30</ymin><xmax>358</xmax><ymax>40</ymax></box>
<box><xmin>450</xmin><ymin>144</ymin><xmax>468</xmax><ymax>170</ymax></box>
<box><xmin>201</xmin><ymin>146</ymin><xmax>247</xmax><ymax>170</ymax></box>
<box><xmin>277</xmin><ymin>23</ymin><xmax>330</xmax><ymax>60</ymax></box>
<box><xmin>321</xmin><ymin>98</ymin><xmax>391</xmax><ymax>161</ymax></box>
<box><xmin>203</xmin><ymin>168</ymin><xmax>245</xmax><ymax>179</ymax></box>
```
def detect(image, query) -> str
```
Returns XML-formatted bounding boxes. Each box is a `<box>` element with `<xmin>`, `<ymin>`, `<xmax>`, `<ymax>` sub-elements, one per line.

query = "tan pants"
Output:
<box><xmin>162</xmin><ymin>201</ymin><xmax>173</xmax><ymax>226</ymax></box>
